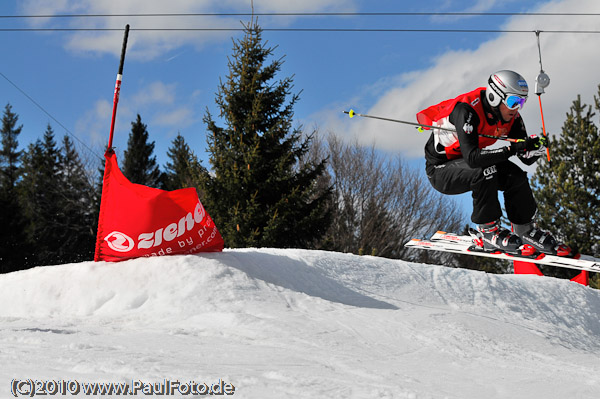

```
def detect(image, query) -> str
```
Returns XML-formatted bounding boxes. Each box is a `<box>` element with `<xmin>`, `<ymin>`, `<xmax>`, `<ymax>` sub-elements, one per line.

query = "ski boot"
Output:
<box><xmin>469</xmin><ymin>221</ymin><xmax>535</xmax><ymax>256</ymax></box>
<box><xmin>513</xmin><ymin>222</ymin><xmax>572</xmax><ymax>257</ymax></box>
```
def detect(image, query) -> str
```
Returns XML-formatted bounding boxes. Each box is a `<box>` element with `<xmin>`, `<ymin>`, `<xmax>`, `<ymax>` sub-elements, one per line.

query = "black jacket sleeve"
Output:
<box><xmin>449</xmin><ymin>103</ymin><xmax>512</xmax><ymax>169</ymax></box>
<box><xmin>510</xmin><ymin>114</ymin><xmax>542</xmax><ymax>166</ymax></box>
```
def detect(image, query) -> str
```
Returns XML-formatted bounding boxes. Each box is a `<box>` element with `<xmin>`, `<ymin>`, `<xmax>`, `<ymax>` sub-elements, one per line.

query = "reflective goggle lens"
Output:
<box><xmin>504</xmin><ymin>95</ymin><xmax>527</xmax><ymax>110</ymax></box>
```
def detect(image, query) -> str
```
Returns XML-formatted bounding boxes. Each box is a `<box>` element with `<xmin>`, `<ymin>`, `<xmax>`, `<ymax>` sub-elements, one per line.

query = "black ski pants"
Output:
<box><xmin>426</xmin><ymin>159</ymin><xmax>537</xmax><ymax>225</ymax></box>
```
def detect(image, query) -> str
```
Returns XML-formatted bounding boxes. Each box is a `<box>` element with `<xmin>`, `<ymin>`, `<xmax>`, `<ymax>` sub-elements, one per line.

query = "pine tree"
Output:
<box><xmin>19</xmin><ymin>125</ymin><xmax>63</xmax><ymax>266</ymax></box>
<box><xmin>1</xmin><ymin>104</ymin><xmax>23</xmax><ymax>189</ymax></box>
<box><xmin>202</xmin><ymin>21</ymin><xmax>331</xmax><ymax>248</ymax></box>
<box><xmin>532</xmin><ymin>91</ymin><xmax>600</xmax><ymax>280</ymax></box>
<box><xmin>122</xmin><ymin>114</ymin><xmax>162</xmax><ymax>188</ymax></box>
<box><xmin>0</xmin><ymin>104</ymin><xmax>27</xmax><ymax>272</ymax></box>
<box><xmin>163</xmin><ymin>133</ymin><xmax>208</xmax><ymax>193</ymax></box>
<box><xmin>55</xmin><ymin>135</ymin><xmax>97</xmax><ymax>262</ymax></box>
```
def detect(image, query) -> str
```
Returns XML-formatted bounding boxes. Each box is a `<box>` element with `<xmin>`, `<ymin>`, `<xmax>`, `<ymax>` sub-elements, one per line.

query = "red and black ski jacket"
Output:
<box><xmin>418</xmin><ymin>88</ymin><xmax>529</xmax><ymax>168</ymax></box>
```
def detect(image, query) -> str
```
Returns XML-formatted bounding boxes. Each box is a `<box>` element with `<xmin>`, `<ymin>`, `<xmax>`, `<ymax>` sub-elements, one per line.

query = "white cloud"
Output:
<box><xmin>19</xmin><ymin>0</ymin><xmax>355</xmax><ymax>60</ymax></box>
<box><xmin>250</xmin><ymin>0</ymin><xmax>350</xmax><ymax>13</ymax></box>
<box><xmin>75</xmin><ymin>80</ymin><xmax>197</xmax><ymax>153</ymax></box>
<box><xmin>318</xmin><ymin>0</ymin><xmax>600</xmax><ymax>159</ymax></box>
<box><xmin>462</xmin><ymin>0</ymin><xmax>516</xmax><ymax>13</ymax></box>
<box><xmin>131</xmin><ymin>81</ymin><xmax>176</xmax><ymax>106</ymax></box>
<box><xmin>153</xmin><ymin>107</ymin><xmax>196</xmax><ymax>128</ymax></box>
<box><xmin>75</xmin><ymin>98</ymin><xmax>113</xmax><ymax>147</ymax></box>
<box><xmin>122</xmin><ymin>82</ymin><xmax>196</xmax><ymax>130</ymax></box>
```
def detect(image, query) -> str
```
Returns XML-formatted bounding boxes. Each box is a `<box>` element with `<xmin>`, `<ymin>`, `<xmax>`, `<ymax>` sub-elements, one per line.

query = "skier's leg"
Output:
<box><xmin>426</xmin><ymin>160</ymin><xmax>523</xmax><ymax>253</ymax></box>
<box><xmin>470</xmin><ymin>164</ymin><xmax>503</xmax><ymax>225</ymax></box>
<box><xmin>497</xmin><ymin>160</ymin><xmax>571</xmax><ymax>256</ymax></box>
<box><xmin>496</xmin><ymin>160</ymin><xmax>536</xmax><ymax>224</ymax></box>
<box><xmin>426</xmin><ymin>159</ymin><xmax>502</xmax><ymax>224</ymax></box>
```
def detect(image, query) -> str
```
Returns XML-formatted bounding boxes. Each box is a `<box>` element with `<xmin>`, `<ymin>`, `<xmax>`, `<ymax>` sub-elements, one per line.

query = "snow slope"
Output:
<box><xmin>1</xmin><ymin>248</ymin><xmax>599</xmax><ymax>398</ymax></box>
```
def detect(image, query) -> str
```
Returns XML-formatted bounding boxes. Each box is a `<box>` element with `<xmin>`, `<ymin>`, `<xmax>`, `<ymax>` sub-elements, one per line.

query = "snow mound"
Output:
<box><xmin>1</xmin><ymin>248</ymin><xmax>599</xmax><ymax>398</ymax></box>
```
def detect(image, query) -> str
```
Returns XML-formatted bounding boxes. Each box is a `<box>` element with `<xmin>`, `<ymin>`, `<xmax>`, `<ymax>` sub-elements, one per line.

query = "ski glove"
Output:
<box><xmin>509</xmin><ymin>135</ymin><xmax>545</xmax><ymax>155</ymax></box>
<box><xmin>520</xmin><ymin>145</ymin><xmax>547</xmax><ymax>160</ymax></box>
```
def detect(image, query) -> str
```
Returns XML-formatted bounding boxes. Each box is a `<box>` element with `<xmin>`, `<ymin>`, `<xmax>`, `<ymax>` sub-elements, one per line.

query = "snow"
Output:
<box><xmin>1</xmin><ymin>248</ymin><xmax>599</xmax><ymax>398</ymax></box>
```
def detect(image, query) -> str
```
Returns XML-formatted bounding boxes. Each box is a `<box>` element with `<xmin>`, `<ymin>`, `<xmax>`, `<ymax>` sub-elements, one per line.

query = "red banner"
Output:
<box><xmin>94</xmin><ymin>151</ymin><xmax>223</xmax><ymax>262</ymax></box>
<box><xmin>513</xmin><ymin>261</ymin><xmax>588</xmax><ymax>286</ymax></box>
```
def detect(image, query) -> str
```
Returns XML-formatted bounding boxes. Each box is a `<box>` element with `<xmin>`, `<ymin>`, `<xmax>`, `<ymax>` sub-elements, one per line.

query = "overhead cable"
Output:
<box><xmin>3</xmin><ymin>12</ymin><xmax>600</xmax><ymax>18</ymax></box>
<box><xmin>2</xmin><ymin>27</ymin><xmax>600</xmax><ymax>34</ymax></box>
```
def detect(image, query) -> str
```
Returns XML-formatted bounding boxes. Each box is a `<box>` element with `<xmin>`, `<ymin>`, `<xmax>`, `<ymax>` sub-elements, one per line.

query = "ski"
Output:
<box><xmin>405</xmin><ymin>231</ymin><xmax>600</xmax><ymax>273</ymax></box>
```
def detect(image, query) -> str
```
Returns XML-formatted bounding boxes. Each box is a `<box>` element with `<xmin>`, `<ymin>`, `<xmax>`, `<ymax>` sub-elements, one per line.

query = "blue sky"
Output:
<box><xmin>2</xmin><ymin>0</ymin><xmax>600</xmax><ymax>216</ymax></box>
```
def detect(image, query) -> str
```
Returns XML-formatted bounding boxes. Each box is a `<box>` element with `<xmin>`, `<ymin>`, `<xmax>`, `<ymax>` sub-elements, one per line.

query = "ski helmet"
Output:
<box><xmin>486</xmin><ymin>70</ymin><xmax>529</xmax><ymax>109</ymax></box>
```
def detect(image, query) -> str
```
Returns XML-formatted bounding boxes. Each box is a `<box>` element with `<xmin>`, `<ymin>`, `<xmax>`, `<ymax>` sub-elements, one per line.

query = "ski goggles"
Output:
<box><xmin>503</xmin><ymin>94</ymin><xmax>527</xmax><ymax>110</ymax></box>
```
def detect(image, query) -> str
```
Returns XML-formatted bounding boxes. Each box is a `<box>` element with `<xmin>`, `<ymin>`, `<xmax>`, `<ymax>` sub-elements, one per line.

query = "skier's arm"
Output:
<box><xmin>509</xmin><ymin>114</ymin><xmax>542</xmax><ymax>166</ymax></box>
<box><xmin>450</xmin><ymin>103</ymin><xmax>511</xmax><ymax>168</ymax></box>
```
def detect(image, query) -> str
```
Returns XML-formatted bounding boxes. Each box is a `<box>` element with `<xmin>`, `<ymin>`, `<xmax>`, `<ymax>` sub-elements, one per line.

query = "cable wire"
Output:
<box><xmin>3</xmin><ymin>11</ymin><xmax>600</xmax><ymax>33</ymax></box>
<box><xmin>2</xmin><ymin>27</ymin><xmax>600</xmax><ymax>33</ymax></box>
<box><xmin>3</xmin><ymin>12</ymin><xmax>600</xmax><ymax>18</ymax></box>
<box><xmin>0</xmin><ymin>71</ymin><xmax>103</xmax><ymax>161</ymax></box>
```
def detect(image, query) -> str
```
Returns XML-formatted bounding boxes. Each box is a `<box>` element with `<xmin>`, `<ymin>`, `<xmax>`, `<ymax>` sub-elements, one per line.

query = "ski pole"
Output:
<box><xmin>537</xmin><ymin>95</ymin><xmax>551</xmax><ymax>164</ymax></box>
<box><xmin>534</xmin><ymin>30</ymin><xmax>552</xmax><ymax>165</ymax></box>
<box><xmin>343</xmin><ymin>109</ymin><xmax>525</xmax><ymax>143</ymax></box>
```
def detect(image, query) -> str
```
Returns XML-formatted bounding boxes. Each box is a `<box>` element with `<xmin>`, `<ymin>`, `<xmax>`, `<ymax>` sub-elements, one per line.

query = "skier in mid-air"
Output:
<box><xmin>417</xmin><ymin>70</ymin><xmax>571</xmax><ymax>257</ymax></box>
